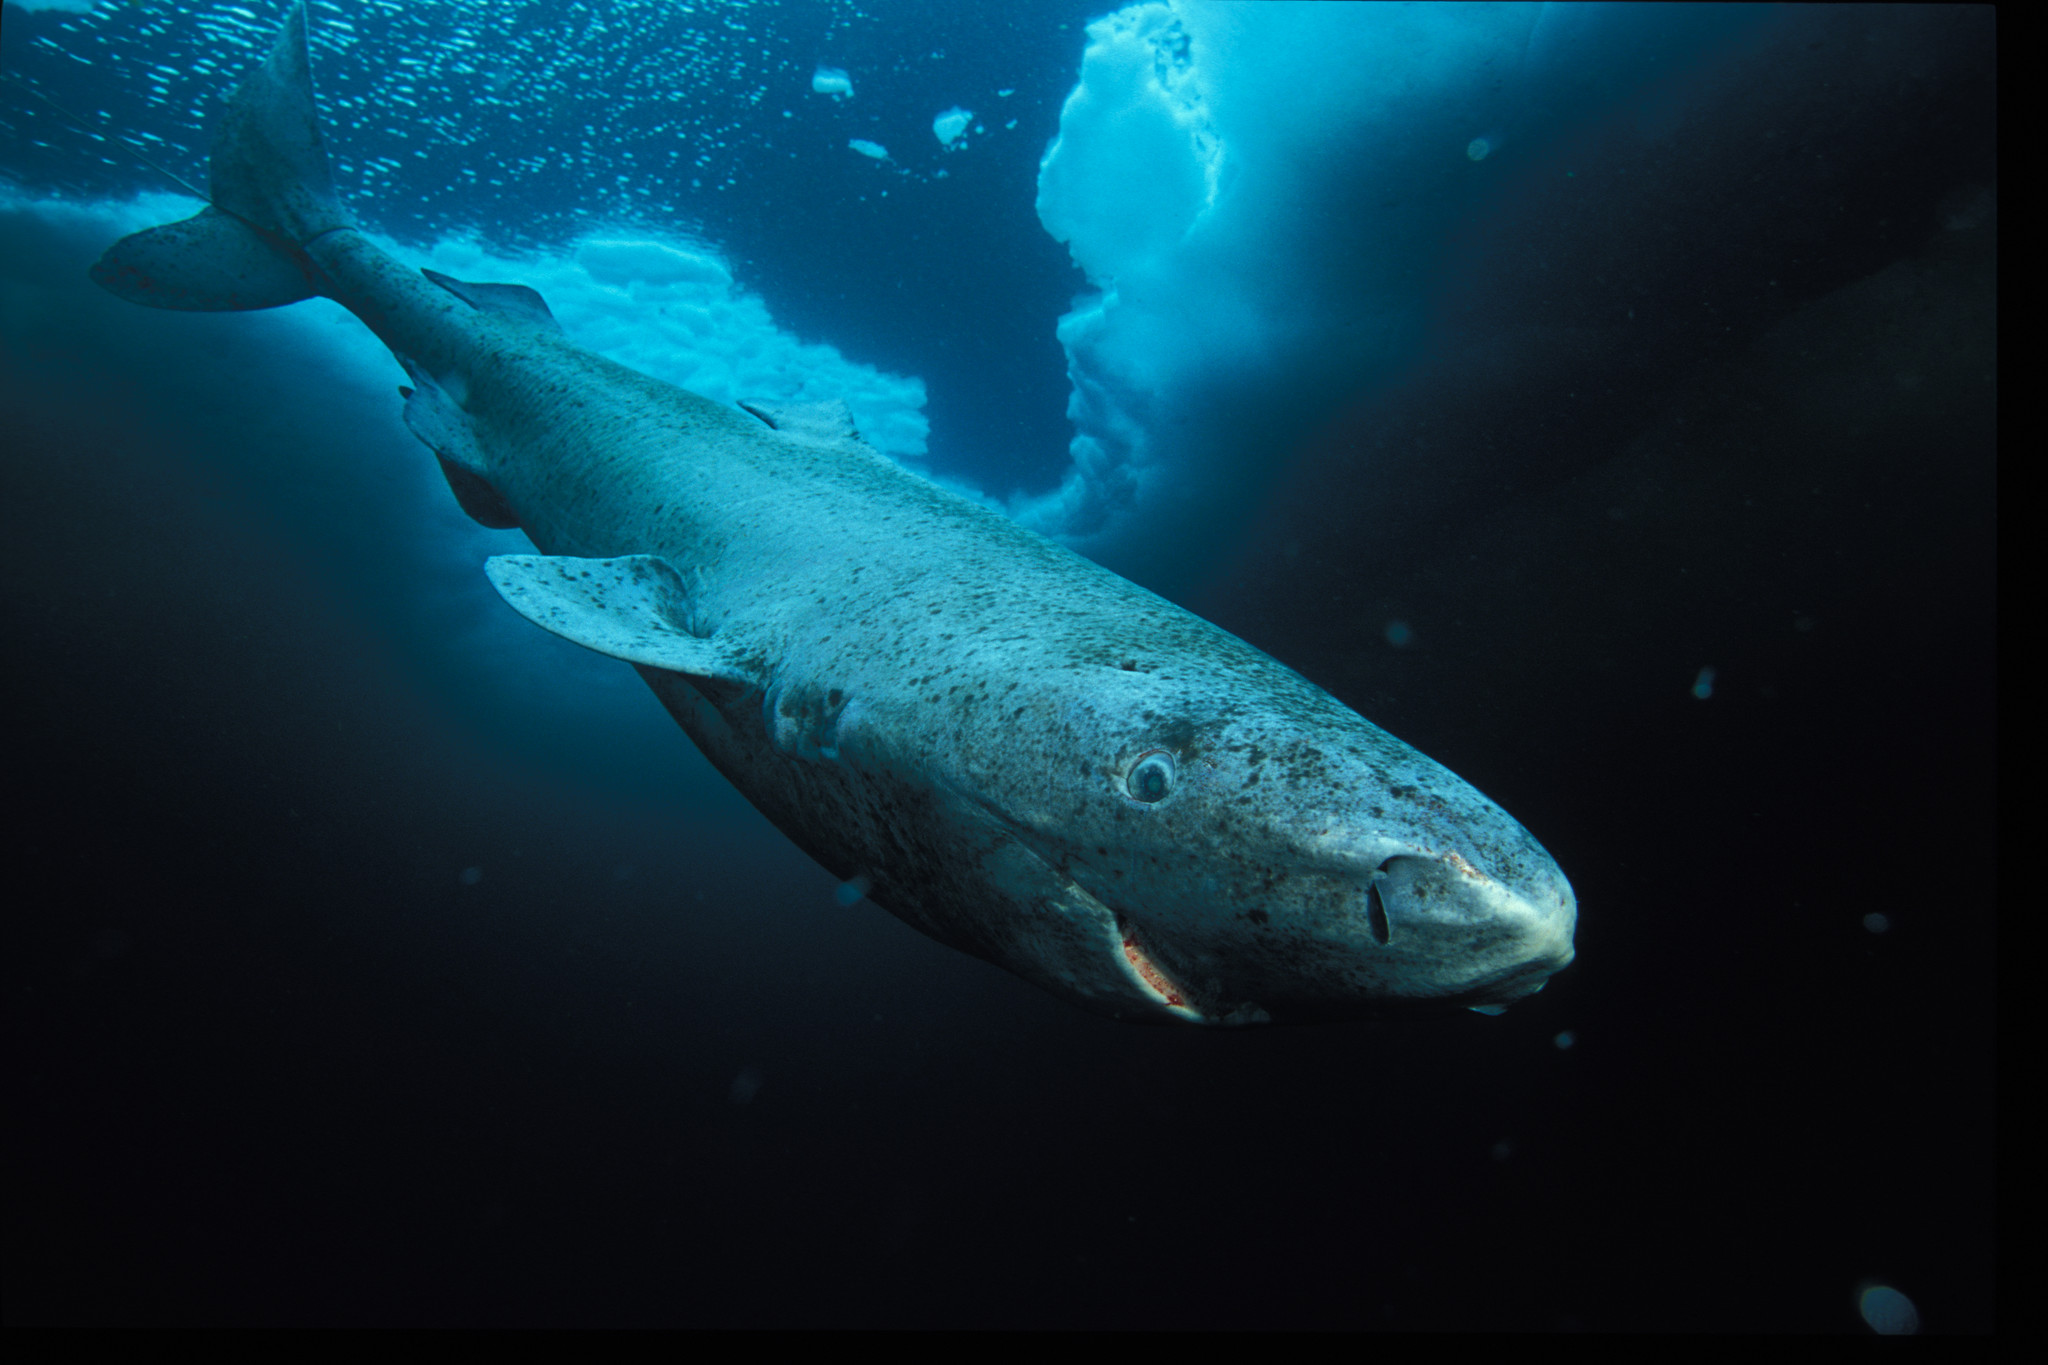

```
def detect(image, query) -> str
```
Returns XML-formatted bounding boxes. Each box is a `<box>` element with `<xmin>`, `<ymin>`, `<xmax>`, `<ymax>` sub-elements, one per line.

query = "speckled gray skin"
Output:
<box><xmin>93</xmin><ymin>6</ymin><xmax>1574</xmax><ymax>1024</ymax></box>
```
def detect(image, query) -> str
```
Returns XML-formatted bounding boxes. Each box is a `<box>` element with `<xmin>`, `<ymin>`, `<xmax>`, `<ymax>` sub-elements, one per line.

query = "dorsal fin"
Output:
<box><xmin>738</xmin><ymin>398</ymin><xmax>862</xmax><ymax>443</ymax></box>
<box><xmin>422</xmin><ymin>268</ymin><xmax>562</xmax><ymax>332</ymax></box>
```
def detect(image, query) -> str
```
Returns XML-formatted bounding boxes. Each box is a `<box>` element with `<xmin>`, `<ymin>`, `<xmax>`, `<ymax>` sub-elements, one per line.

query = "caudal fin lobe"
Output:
<box><xmin>91</xmin><ymin>2</ymin><xmax>350</xmax><ymax>312</ymax></box>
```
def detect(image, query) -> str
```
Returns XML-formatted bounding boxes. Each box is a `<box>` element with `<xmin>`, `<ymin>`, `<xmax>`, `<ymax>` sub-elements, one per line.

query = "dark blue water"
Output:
<box><xmin>2</xmin><ymin>0</ymin><xmax>1995</xmax><ymax>1330</ymax></box>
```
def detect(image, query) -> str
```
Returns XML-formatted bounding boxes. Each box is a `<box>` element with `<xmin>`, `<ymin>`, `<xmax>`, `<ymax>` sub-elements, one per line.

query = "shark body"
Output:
<box><xmin>93</xmin><ymin>6</ymin><xmax>1574</xmax><ymax>1024</ymax></box>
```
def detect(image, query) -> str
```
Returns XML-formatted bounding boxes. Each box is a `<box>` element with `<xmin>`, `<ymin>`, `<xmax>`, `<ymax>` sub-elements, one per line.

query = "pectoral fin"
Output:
<box><xmin>400</xmin><ymin>358</ymin><xmax>518</xmax><ymax>529</ymax></box>
<box><xmin>484</xmin><ymin>554</ymin><xmax>764</xmax><ymax>688</ymax></box>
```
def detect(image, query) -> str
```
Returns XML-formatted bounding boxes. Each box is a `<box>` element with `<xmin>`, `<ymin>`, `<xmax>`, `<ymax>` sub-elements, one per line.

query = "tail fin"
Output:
<box><xmin>91</xmin><ymin>2</ymin><xmax>351</xmax><ymax>312</ymax></box>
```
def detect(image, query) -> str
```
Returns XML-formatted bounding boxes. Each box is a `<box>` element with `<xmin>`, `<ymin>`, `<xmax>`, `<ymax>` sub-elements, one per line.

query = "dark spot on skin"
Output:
<box><xmin>1389</xmin><ymin>785</ymin><xmax>1417</xmax><ymax>800</ymax></box>
<box><xmin>827</xmin><ymin>689</ymin><xmax>843</xmax><ymax>706</ymax></box>
<box><xmin>1120</xmin><ymin>659</ymin><xmax>1138</xmax><ymax>671</ymax></box>
<box><xmin>1247</xmin><ymin>908</ymin><xmax>1269</xmax><ymax>925</ymax></box>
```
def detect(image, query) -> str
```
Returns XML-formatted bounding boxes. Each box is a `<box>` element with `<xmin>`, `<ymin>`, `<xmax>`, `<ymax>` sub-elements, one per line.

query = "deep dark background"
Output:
<box><xmin>4</xmin><ymin>1</ymin><xmax>1995</xmax><ymax>1330</ymax></box>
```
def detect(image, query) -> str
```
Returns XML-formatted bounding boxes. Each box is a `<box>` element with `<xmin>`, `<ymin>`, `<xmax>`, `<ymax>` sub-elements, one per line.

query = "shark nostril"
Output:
<box><xmin>1364</xmin><ymin>878</ymin><xmax>1392</xmax><ymax>945</ymax></box>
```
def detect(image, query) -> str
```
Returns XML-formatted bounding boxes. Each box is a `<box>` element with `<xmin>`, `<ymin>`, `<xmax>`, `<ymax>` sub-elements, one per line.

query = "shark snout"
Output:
<box><xmin>1101</xmin><ymin>844</ymin><xmax>1576</xmax><ymax>1024</ymax></box>
<box><xmin>1368</xmin><ymin>850</ymin><xmax>1576</xmax><ymax>1004</ymax></box>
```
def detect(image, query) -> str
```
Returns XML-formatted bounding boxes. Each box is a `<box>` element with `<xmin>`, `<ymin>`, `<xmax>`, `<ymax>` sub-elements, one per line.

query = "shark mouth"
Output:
<box><xmin>975</xmin><ymin>809</ymin><xmax>1245</xmax><ymax>1025</ymax></box>
<box><xmin>1114</xmin><ymin>918</ymin><xmax>1207</xmax><ymax>1023</ymax></box>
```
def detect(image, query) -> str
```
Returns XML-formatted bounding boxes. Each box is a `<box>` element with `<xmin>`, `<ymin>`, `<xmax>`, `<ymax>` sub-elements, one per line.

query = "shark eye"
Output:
<box><xmin>1126</xmin><ymin>750</ymin><xmax>1177</xmax><ymax>803</ymax></box>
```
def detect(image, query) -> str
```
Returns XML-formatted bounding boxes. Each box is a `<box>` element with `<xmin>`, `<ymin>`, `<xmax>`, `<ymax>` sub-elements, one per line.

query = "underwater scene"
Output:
<box><xmin>2</xmin><ymin>0</ymin><xmax>1994</xmax><ymax>1330</ymax></box>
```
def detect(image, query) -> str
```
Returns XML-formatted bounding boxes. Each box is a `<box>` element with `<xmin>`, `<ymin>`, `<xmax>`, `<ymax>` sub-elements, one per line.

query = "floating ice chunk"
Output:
<box><xmin>933</xmin><ymin>106</ymin><xmax>974</xmax><ymax>148</ymax></box>
<box><xmin>812</xmin><ymin>66</ymin><xmax>854</xmax><ymax>99</ymax></box>
<box><xmin>848</xmin><ymin>138</ymin><xmax>890</xmax><ymax>161</ymax></box>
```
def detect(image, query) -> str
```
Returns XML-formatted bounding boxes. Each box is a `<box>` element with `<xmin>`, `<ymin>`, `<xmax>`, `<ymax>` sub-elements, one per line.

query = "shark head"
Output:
<box><xmin>934</xmin><ymin>649</ymin><xmax>1577</xmax><ymax>1025</ymax></box>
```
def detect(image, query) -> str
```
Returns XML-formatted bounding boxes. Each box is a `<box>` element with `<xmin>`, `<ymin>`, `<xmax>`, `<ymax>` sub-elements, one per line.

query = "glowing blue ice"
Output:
<box><xmin>576</xmin><ymin>238</ymin><xmax>731</xmax><ymax>289</ymax></box>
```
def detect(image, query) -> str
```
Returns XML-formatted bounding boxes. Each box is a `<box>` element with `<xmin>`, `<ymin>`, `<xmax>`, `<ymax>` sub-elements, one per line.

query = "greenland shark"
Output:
<box><xmin>92</xmin><ymin>5</ymin><xmax>1574</xmax><ymax>1024</ymax></box>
